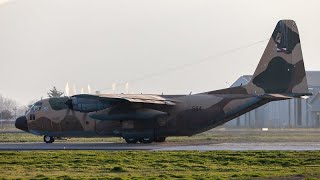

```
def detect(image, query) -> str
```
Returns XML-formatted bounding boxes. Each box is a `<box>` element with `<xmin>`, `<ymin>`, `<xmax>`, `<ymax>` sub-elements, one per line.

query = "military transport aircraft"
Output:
<box><xmin>16</xmin><ymin>20</ymin><xmax>310</xmax><ymax>143</ymax></box>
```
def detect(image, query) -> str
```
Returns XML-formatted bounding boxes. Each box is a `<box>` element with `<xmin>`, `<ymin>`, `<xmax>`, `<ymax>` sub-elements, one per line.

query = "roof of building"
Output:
<box><xmin>306</xmin><ymin>71</ymin><xmax>320</xmax><ymax>86</ymax></box>
<box><xmin>230</xmin><ymin>75</ymin><xmax>251</xmax><ymax>87</ymax></box>
<box><xmin>308</xmin><ymin>92</ymin><xmax>320</xmax><ymax>104</ymax></box>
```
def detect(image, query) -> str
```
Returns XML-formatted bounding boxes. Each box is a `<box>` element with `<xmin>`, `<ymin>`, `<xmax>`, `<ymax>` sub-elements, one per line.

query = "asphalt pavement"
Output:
<box><xmin>0</xmin><ymin>142</ymin><xmax>319</xmax><ymax>151</ymax></box>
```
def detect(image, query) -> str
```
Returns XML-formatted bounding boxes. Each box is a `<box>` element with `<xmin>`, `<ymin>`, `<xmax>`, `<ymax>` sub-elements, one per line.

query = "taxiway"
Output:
<box><xmin>0</xmin><ymin>142</ymin><xmax>320</xmax><ymax>151</ymax></box>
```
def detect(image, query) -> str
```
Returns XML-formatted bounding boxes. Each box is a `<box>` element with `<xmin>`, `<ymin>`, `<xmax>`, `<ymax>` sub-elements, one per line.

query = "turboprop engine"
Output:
<box><xmin>65</xmin><ymin>96</ymin><xmax>111</xmax><ymax>113</ymax></box>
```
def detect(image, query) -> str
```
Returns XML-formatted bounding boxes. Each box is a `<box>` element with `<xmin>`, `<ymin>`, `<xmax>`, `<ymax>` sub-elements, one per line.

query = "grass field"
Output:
<box><xmin>1</xmin><ymin>130</ymin><xmax>320</xmax><ymax>179</ymax></box>
<box><xmin>0</xmin><ymin>151</ymin><xmax>320</xmax><ymax>179</ymax></box>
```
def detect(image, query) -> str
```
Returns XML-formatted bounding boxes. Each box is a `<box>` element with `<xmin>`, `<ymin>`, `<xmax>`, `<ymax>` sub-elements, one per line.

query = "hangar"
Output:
<box><xmin>225</xmin><ymin>71</ymin><xmax>320</xmax><ymax>128</ymax></box>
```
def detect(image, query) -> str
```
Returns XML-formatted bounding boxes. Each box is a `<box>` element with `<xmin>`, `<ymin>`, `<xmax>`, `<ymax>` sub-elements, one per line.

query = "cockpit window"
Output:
<box><xmin>31</xmin><ymin>102</ymin><xmax>42</xmax><ymax>111</ymax></box>
<box><xmin>49</xmin><ymin>97</ymin><xmax>68</xmax><ymax>110</ymax></box>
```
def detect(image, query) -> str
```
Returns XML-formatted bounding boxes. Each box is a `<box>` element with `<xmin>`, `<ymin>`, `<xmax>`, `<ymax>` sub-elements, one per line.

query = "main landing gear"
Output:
<box><xmin>125</xmin><ymin>138</ymin><xmax>139</xmax><ymax>144</ymax></box>
<box><xmin>139</xmin><ymin>137</ymin><xmax>154</xmax><ymax>144</ymax></box>
<box><xmin>43</xmin><ymin>135</ymin><xmax>55</xmax><ymax>143</ymax></box>
<box><xmin>124</xmin><ymin>137</ymin><xmax>166</xmax><ymax>144</ymax></box>
<box><xmin>154</xmin><ymin>137</ymin><xmax>166</xmax><ymax>142</ymax></box>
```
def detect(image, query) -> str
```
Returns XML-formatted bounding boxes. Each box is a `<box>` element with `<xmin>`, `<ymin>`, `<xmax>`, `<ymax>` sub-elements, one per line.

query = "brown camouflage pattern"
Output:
<box><xmin>208</xmin><ymin>20</ymin><xmax>308</xmax><ymax>96</ymax></box>
<box><xmin>21</xmin><ymin>20</ymin><xmax>310</xmax><ymax>140</ymax></box>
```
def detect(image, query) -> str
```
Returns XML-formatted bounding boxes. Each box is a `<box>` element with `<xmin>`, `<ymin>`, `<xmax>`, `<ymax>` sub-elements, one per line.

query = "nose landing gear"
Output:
<box><xmin>43</xmin><ymin>136</ymin><xmax>55</xmax><ymax>143</ymax></box>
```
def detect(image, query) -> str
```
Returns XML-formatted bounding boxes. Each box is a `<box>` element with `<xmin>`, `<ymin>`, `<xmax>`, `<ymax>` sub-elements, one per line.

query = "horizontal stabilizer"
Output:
<box><xmin>260</xmin><ymin>93</ymin><xmax>312</xmax><ymax>100</ymax></box>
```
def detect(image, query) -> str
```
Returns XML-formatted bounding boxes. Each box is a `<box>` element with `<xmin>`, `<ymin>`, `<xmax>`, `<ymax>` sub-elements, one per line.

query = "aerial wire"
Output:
<box><xmin>98</xmin><ymin>39</ymin><xmax>268</xmax><ymax>92</ymax></box>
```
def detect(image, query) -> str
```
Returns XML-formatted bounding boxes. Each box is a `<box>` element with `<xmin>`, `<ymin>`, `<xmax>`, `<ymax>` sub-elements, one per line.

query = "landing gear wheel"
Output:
<box><xmin>154</xmin><ymin>137</ymin><xmax>166</xmax><ymax>142</ymax></box>
<box><xmin>139</xmin><ymin>137</ymin><xmax>154</xmax><ymax>144</ymax></box>
<box><xmin>43</xmin><ymin>136</ymin><xmax>54</xmax><ymax>143</ymax></box>
<box><xmin>125</xmin><ymin>138</ymin><xmax>138</xmax><ymax>144</ymax></box>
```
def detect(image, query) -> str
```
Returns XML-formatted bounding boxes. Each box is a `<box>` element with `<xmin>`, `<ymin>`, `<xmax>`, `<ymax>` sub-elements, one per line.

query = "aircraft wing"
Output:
<box><xmin>73</xmin><ymin>94</ymin><xmax>178</xmax><ymax>106</ymax></box>
<box><xmin>69</xmin><ymin>94</ymin><xmax>176</xmax><ymax>121</ymax></box>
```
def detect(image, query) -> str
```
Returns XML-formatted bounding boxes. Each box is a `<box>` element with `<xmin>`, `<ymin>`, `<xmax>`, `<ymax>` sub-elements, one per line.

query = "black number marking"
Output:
<box><xmin>192</xmin><ymin>106</ymin><xmax>202</xmax><ymax>111</ymax></box>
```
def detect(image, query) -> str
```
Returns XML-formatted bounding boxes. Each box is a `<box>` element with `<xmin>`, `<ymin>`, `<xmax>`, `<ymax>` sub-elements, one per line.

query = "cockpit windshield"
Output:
<box><xmin>30</xmin><ymin>102</ymin><xmax>42</xmax><ymax>111</ymax></box>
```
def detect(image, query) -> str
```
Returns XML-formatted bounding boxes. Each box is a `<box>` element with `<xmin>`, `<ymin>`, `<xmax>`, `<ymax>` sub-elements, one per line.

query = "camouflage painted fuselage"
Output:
<box><xmin>26</xmin><ymin>93</ymin><xmax>266</xmax><ymax>138</ymax></box>
<box><xmin>17</xmin><ymin>20</ymin><xmax>311</xmax><ymax>141</ymax></box>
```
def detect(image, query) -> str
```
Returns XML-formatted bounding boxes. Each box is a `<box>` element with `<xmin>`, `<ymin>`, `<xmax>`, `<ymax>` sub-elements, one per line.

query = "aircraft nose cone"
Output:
<box><xmin>15</xmin><ymin>116</ymin><xmax>28</xmax><ymax>132</ymax></box>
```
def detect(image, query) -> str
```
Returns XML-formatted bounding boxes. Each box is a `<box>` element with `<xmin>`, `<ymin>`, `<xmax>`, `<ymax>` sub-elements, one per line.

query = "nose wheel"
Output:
<box><xmin>43</xmin><ymin>136</ymin><xmax>54</xmax><ymax>143</ymax></box>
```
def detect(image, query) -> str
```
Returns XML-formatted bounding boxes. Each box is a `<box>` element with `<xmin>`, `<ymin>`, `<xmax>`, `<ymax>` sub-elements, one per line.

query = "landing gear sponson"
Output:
<box><xmin>43</xmin><ymin>136</ymin><xmax>165</xmax><ymax>144</ymax></box>
<box><xmin>124</xmin><ymin>137</ymin><xmax>166</xmax><ymax>144</ymax></box>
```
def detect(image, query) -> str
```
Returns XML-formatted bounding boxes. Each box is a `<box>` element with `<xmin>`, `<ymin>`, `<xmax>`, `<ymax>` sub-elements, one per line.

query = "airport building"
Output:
<box><xmin>225</xmin><ymin>71</ymin><xmax>320</xmax><ymax>128</ymax></box>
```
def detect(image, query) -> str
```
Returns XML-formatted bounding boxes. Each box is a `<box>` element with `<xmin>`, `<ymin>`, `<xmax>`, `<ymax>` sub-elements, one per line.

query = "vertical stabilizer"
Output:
<box><xmin>245</xmin><ymin>20</ymin><xmax>309</xmax><ymax>96</ymax></box>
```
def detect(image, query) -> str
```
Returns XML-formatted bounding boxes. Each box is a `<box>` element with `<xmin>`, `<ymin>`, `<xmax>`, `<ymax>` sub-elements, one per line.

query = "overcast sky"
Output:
<box><xmin>0</xmin><ymin>0</ymin><xmax>320</xmax><ymax>105</ymax></box>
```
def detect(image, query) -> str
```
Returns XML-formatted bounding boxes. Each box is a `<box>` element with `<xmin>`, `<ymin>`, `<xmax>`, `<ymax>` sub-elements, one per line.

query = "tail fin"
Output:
<box><xmin>246</xmin><ymin>20</ymin><xmax>309</xmax><ymax>96</ymax></box>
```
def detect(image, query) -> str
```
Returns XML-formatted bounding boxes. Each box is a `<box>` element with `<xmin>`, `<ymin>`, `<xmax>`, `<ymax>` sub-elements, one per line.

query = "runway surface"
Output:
<box><xmin>1</xmin><ymin>142</ymin><xmax>320</xmax><ymax>151</ymax></box>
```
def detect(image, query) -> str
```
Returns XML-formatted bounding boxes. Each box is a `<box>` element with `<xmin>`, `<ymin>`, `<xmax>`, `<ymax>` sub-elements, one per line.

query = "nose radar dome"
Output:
<box><xmin>15</xmin><ymin>116</ymin><xmax>28</xmax><ymax>132</ymax></box>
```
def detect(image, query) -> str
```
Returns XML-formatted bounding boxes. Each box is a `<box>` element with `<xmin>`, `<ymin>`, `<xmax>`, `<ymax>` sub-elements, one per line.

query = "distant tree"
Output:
<box><xmin>17</xmin><ymin>106</ymin><xmax>29</xmax><ymax>117</ymax></box>
<box><xmin>47</xmin><ymin>86</ymin><xmax>64</xmax><ymax>98</ymax></box>
<box><xmin>0</xmin><ymin>94</ymin><xmax>17</xmax><ymax>119</ymax></box>
<box><xmin>0</xmin><ymin>110</ymin><xmax>13</xmax><ymax>120</ymax></box>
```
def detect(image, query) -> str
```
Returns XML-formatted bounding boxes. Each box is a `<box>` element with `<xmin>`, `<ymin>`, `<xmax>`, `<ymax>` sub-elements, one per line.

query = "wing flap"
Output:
<box><xmin>69</xmin><ymin>94</ymin><xmax>177</xmax><ymax>113</ymax></box>
<box><xmin>76</xmin><ymin>94</ymin><xmax>179</xmax><ymax>105</ymax></box>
